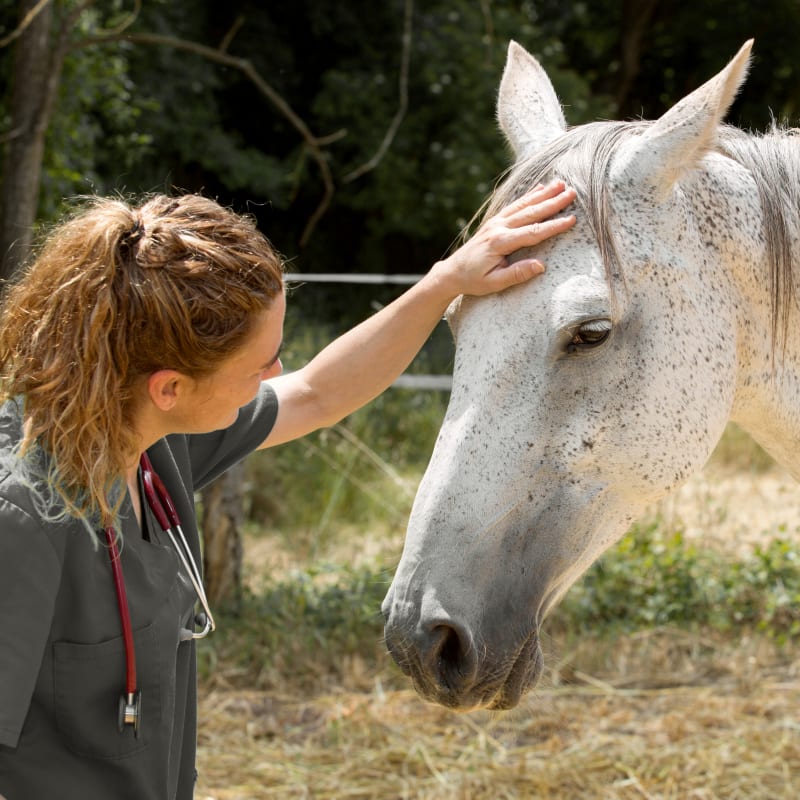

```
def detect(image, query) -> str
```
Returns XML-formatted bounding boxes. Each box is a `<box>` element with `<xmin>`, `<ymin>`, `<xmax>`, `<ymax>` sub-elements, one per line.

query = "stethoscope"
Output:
<box><xmin>104</xmin><ymin>451</ymin><xmax>216</xmax><ymax>736</ymax></box>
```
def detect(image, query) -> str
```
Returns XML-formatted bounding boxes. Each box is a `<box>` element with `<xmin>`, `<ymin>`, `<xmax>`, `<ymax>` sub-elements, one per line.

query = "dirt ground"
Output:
<box><xmin>196</xmin><ymin>460</ymin><xmax>800</xmax><ymax>799</ymax></box>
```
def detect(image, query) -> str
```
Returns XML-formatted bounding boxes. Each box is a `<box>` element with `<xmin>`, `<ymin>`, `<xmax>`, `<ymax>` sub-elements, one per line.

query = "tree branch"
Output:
<box><xmin>218</xmin><ymin>14</ymin><xmax>244</xmax><ymax>53</ymax></box>
<box><xmin>77</xmin><ymin>30</ymin><xmax>342</xmax><ymax>246</ymax></box>
<box><xmin>342</xmin><ymin>0</ymin><xmax>413</xmax><ymax>183</ymax></box>
<box><xmin>93</xmin><ymin>0</ymin><xmax>141</xmax><ymax>37</ymax></box>
<box><xmin>0</xmin><ymin>0</ymin><xmax>53</xmax><ymax>49</ymax></box>
<box><xmin>342</xmin><ymin>0</ymin><xmax>414</xmax><ymax>183</ymax></box>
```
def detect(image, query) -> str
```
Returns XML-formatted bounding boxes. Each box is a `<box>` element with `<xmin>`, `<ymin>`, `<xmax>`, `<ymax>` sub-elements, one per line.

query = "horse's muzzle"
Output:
<box><xmin>382</xmin><ymin>599</ymin><xmax>543</xmax><ymax>710</ymax></box>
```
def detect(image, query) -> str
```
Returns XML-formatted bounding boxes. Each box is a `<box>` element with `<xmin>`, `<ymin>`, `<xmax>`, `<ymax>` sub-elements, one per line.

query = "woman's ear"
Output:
<box><xmin>146</xmin><ymin>369</ymin><xmax>186</xmax><ymax>411</ymax></box>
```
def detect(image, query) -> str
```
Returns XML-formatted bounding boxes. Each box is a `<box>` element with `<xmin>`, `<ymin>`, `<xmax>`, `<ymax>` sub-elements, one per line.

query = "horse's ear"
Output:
<box><xmin>497</xmin><ymin>41</ymin><xmax>567</xmax><ymax>159</ymax></box>
<box><xmin>613</xmin><ymin>40</ymin><xmax>753</xmax><ymax>197</ymax></box>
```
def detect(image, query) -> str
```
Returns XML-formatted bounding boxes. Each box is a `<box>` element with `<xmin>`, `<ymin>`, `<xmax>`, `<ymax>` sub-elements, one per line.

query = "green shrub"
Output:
<box><xmin>556</xmin><ymin>520</ymin><xmax>800</xmax><ymax>640</ymax></box>
<box><xmin>197</xmin><ymin>563</ymin><xmax>394</xmax><ymax>690</ymax></box>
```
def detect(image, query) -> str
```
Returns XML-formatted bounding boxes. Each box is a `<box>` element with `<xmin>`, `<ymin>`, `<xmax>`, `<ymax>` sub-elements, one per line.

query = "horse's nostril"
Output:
<box><xmin>427</xmin><ymin>622</ymin><xmax>477</xmax><ymax>693</ymax></box>
<box><xmin>438</xmin><ymin>625</ymin><xmax>462</xmax><ymax>666</ymax></box>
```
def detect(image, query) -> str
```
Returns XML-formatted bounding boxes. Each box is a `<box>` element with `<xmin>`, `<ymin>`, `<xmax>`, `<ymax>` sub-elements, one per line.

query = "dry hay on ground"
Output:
<box><xmin>198</xmin><ymin>458</ymin><xmax>800</xmax><ymax>799</ymax></box>
<box><xmin>196</xmin><ymin>631</ymin><xmax>800</xmax><ymax>800</ymax></box>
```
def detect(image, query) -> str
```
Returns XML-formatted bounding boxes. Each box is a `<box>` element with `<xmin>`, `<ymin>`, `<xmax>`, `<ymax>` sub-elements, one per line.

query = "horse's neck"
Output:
<box><xmin>733</xmin><ymin>371</ymin><xmax>800</xmax><ymax>480</ymax></box>
<box><xmin>722</xmin><ymin>133</ymin><xmax>800</xmax><ymax>478</ymax></box>
<box><xmin>731</xmin><ymin>305</ymin><xmax>800</xmax><ymax>483</ymax></box>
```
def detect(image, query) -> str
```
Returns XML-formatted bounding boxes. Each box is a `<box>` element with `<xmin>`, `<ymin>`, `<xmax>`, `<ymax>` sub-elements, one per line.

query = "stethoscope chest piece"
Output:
<box><xmin>118</xmin><ymin>690</ymin><xmax>142</xmax><ymax>737</ymax></box>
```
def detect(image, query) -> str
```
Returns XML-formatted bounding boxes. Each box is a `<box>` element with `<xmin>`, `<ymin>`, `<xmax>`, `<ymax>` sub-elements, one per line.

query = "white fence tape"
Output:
<box><xmin>285</xmin><ymin>273</ymin><xmax>423</xmax><ymax>285</ymax></box>
<box><xmin>285</xmin><ymin>273</ymin><xmax>452</xmax><ymax>390</ymax></box>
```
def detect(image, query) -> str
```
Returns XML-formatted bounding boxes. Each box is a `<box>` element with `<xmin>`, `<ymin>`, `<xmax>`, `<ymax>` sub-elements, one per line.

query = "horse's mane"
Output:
<box><xmin>485</xmin><ymin>120</ymin><xmax>800</xmax><ymax>351</ymax></box>
<box><xmin>718</xmin><ymin>125</ymin><xmax>800</xmax><ymax>350</ymax></box>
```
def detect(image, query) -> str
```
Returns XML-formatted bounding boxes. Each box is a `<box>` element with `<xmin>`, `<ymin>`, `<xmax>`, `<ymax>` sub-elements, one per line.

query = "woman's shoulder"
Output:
<box><xmin>0</xmin><ymin>395</ymin><xmax>23</xmax><ymax>445</ymax></box>
<box><xmin>0</xmin><ymin>397</ymin><xmax>25</xmax><ymax>487</ymax></box>
<box><xmin>0</xmin><ymin>398</ymin><xmax>56</xmax><ymax>525</ymax></box>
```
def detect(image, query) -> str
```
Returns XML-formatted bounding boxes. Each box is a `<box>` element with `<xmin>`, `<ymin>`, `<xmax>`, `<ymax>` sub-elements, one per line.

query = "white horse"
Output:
<box><xmin>382</xmin><ymin>39</ymin><xmax>800</xmax><ymax>711</ymax></box>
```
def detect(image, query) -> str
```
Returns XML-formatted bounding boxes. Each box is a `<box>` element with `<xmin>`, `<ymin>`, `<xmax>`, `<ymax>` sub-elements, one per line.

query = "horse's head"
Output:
<box><xmin>383</xmin><ymin>40</ymin><xmax>761</xmax><ymax>710</ymax></box>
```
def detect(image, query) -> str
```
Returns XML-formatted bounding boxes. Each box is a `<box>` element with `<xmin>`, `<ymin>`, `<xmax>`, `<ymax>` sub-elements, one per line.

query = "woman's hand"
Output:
<box><xmin>261</xmin><ymin>181</ymin><xmax>576</xmax><ymax>448</ymax></box>
<box><xmin>431</xmin><ymin>180</ymin><xmax>577</xmax><ymax>297</ymax></box>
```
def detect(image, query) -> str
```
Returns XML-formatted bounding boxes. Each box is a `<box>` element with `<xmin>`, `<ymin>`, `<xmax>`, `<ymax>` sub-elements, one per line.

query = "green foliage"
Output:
<box><xmin>243</xmin><ymin>308</ymin><xmax>450</xmax><ymax>546</ymax></box>
<box><xmin>197</xmin><ymin>563</ymin><xmax>393</xmax><ymax>690</ymax></box>
<box><xmin>4</xmin><ymin>0</ymin><xmax>608</xmax><ymax>319</ymax></box>
<box><xmin>244</xmin><ymin>376</ymin><xmax>447</xmax><ymax>547</ymax></box>
<box><xmin>19</xmin><ymin>0</ymin><xmax>800</xmax><ymax>329</ymax></box>
<box><xmin>42</xmin><ymin>5</ymin><xmax>157</xmax><ymax>218</ymax></box>
<box><xmin>198</xmin><ymin>522</ymin><xmax>800</xmax><ymax>689</ymax></box>
<box><xmin>533</xmin><ymin>0</ymin><xmax>800</xmax><ymax>127</ymax></box>
<box><xmin>707</xmin><ymin>422</ymin><xmax>776</xmax><ymax>472</ymax></box>
<box><xmin>557</xmin><ymin>521</ymin><xmax>800</xmax><ymax>641</ymax></box>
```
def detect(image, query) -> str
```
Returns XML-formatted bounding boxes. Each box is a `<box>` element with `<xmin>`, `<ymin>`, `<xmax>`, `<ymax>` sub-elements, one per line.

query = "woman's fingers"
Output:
<box><xmin>500</xmin><ymin>183</ymin><xmax>577</xmax><ymax>228</ymax></box>
<box><xmin>432</xmin><ymin>179</ymin><xmax>577</xmax><ymax>298</ymax></box>
<box><xmin>496</xmin><ymin>180</ymin><xmax>561</xmax><ymax>213</ymax></box>
<box><xmin>497</xmin><ymin>210</ymin><xmax>576</xmax><ymax>252</ymax></box>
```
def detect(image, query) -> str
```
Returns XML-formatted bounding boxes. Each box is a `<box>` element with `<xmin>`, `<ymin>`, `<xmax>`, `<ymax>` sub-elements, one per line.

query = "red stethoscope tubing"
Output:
<box><xmin>106</xmin><ymin>452</ymin><xmax>216</xmax><ymax>734</ymax></box>
<box><xmin>140</xmin><ymin>451</ymin><xmax>215</xmax><ymax>639</ymax></box>
<box><xmin>104</xmin><ymin>525</ymin><xmax>137</xmax><ymax>696</ymax></box>
<box><xmin>108</xmin><ymin>453</ymin><xmax>215</xmax><ymax>732</ymax></box>
<box><xmin>139</xmin><ymin>451</ymin><xmax>178</xmax><ymax>531</ymax></box>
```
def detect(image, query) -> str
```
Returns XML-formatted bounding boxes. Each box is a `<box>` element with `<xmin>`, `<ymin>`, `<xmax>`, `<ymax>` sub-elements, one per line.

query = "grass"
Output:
<box><xmin>559</xmin><ymin>523</ymin><xmax>800</xmax><ymax>640</ymax></box>
<box><xmin>242</xmin><ymin>309</ymin><xmax>450</xmax><ymax>549</ymax></box>
<box><xmin>200</xmin><ymin>411</ymin><xmax>798</xmax><ymax>692</ymax></box>
<box><xmin>195</xmin><ymin>531</ymin><xmax>800</xmax><ymax>798</ymax></box>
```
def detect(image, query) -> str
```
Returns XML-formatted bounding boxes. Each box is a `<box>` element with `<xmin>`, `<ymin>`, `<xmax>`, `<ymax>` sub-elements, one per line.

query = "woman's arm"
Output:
<box><xmin>259</xmin><ymin>181</ymin><xmax>576</xmax><ymax>448</ymax></box>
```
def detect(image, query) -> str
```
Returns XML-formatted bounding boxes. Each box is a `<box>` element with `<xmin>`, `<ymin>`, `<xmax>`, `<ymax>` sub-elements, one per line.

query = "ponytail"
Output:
<box><xmin>0</xmin><ymin>193</ymin><xmax>284</xmax><ymax>525</ymax></box>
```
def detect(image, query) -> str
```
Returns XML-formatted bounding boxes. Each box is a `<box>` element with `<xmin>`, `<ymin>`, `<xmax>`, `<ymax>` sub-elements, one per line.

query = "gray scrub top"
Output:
<box><xmin>0</xmin><ymin>383</ymin><xmax>278</xmax><ymax>800</ymax></box>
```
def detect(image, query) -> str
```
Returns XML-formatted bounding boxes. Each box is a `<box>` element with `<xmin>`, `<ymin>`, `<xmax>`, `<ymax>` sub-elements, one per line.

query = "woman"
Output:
<box><xmin>0</xmin><ymin>181</ymin><xmax>575</xmax><ymax>799</ymax></box>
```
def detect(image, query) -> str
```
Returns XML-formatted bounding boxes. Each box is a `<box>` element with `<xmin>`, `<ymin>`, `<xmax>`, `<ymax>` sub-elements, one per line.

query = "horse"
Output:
<box><xmin>381</xmin><ymin>39</ymin><xmax>800</xmax><ymax>711</ymax></box>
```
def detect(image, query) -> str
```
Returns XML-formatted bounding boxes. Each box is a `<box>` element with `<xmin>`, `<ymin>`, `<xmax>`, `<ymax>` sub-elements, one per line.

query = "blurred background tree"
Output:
<box><xmin>3</xmin><ymin>0</ymin><xmax>800</xmax><ymax>605</ymax></box>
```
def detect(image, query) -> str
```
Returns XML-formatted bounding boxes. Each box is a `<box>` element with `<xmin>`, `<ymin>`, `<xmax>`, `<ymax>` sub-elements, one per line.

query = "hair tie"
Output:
<box><xmin>121</xmin><ymin>216</ymin><xmax>145</xmax><ymax>250</ymax></box>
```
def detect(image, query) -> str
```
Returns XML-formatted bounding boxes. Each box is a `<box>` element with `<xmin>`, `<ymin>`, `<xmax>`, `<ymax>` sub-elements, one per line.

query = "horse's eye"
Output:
<box><xmin>568</xmin><ymin>319</ymin><xmax>612</xmax><ymax>352</ymax></box>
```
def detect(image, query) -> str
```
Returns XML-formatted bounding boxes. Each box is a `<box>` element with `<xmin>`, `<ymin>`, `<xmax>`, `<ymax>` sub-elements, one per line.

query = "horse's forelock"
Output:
<box><xmin>487</xmin><ymin>121</ymin><xmax>647</xmax><ymax>299</ymax></box>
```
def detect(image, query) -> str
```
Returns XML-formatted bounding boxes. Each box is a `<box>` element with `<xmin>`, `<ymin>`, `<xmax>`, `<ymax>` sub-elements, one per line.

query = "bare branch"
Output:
<box><xmin>219</xmin><ymin>14</ymin><xmax>244</xmax><ymax>53</ymax></box>
<box><xmin>343</xmin><ymin>0</ymin><xmax>413</xmax><ymax>183</ymax></box>
<box><xmin>0</xmin><ymin>0</ymin><xmax>53</xmax><ymax>49</ymax></box>
<box><xmin>236</xmin><ymin>57</ymin><xmax>334</xmax><ymax>246</ymax></box>
<box><xmin>0</xmin><ymin>125</ymin><xmax>26</xmax><ymax>145</ymax></box>
<box><xmin>77</xmin><ymin>30</ymin><xmax>340</xmax><ymax>246</ymax></box>
<box><xmin>94</xmin><ymin>0</ymin><xmax>141</xmax><ymax>38</ymax></box>
<box><xmin>316</xmin><ymin>129</ymin><xmax>348</xmax><ymax>146</ymax></box>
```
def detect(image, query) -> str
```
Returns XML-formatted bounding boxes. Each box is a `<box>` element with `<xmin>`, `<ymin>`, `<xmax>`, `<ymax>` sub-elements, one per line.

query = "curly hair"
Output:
<box><xmin>0</xmin><ymin>193</ymin><xmax>284</xmax><ymax>526</ymax></box>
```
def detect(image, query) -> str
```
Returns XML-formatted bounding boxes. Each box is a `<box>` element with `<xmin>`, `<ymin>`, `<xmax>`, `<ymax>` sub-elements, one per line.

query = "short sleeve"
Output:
<box><xmin>0</xmin><ymin>495</ymin><xmax>61</xmax><ymax>748</ymax></box>
<box><xmin>184</xmin><ymin>382</ymin><xmax>279</xmax><ymax>492</ymax></box>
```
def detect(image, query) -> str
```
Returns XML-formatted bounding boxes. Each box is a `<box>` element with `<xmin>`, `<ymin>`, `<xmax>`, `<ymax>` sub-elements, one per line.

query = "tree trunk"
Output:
<box><xmin>201</xmin><ymin>462</ymin><xmax>246</xmax><ymax>612</ymax></box>
<box><xmin>614</xmin><ymin>0</ymin><xmax>661</xmax><ymax>119</ymax></box>
<box><xmin>0</xmin><ymin>0</ymin><xmax>56</xmax><ymax>279</ymax></box>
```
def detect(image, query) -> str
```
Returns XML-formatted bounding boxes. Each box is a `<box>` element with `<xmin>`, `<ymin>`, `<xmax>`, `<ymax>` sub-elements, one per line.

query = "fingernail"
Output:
<box><xmin>532</xmin><ymin>259</ymin><xmax>545</xmax><ymax>274</ymax></box>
